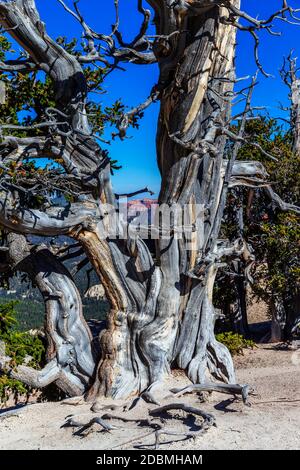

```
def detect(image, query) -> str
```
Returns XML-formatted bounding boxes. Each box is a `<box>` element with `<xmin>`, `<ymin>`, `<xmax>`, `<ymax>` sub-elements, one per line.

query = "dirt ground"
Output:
<box><xmin>247</xmin><ymin>294</ymin><xmax>269</xmax><ymax>325</ymax></box>
<box><xmin>1</xmin><ymin>343</ymin><xmax>300</xmax><ymax>451</ymax></box>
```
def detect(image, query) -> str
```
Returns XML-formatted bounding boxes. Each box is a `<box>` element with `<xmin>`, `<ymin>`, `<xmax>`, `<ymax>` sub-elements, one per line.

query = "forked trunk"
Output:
<box><xmin>76</xmin><ymin>3</ymin><xmax>239</xmax><ymax>399</ymax></box>
<box><xmin>0</xmin><ymin>0</ymin><xmax>241</xmax><ymax>401</ymax></box>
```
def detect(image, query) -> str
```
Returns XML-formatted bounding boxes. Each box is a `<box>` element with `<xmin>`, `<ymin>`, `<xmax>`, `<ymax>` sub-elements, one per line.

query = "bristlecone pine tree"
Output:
<box><xmin>0</xmin><ymin>0</ymin><xmax>299</xmax><ymax>404</ymax></box>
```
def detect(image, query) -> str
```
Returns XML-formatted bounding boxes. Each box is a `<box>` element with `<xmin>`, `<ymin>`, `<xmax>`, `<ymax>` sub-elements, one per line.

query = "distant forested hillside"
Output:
<box><xmin>0</xmin><ymin>297</ymin><xmax>109</xmax><ymax>332</ymax></box>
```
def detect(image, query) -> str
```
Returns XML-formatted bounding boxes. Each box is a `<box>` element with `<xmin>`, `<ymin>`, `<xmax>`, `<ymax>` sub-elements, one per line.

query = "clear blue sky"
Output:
<box><xmin>35</xmin><ymin>0</ymin><xmax>300</xmax><ymax>196</ymax></box>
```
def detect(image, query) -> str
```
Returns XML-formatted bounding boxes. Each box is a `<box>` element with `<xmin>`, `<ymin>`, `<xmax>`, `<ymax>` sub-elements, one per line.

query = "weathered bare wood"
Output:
<box><xmin>0</xmin><ymin>0</ymin><xmax>240</xmax><ymax>399</ymax></box>
<box><xmin>64</xmin><ymin>415</ymin><xmax>117</xmax><ymax>433</ymax></box>
<box><xmin>4</xmin><ymin>232</ymin><xmax>95</xmax><ymax>396</ymax></box>
<box><xmin>0</xmin><ymin>197</ymin><xmax>98</xmax><ymax>236</ymax></box>
<box><xmin>64</xmin><ymin>400</ymin><xmax>216</xmax><ymax>448</ymax></box>
<box><xmin>170</xmin><ymin>382</ymin><xmax>252</xmax><ymax>404</ymax></box>
<box><xmin>281</xmin><ymin>54</ymin><xmax>300</xmax><ymax>154</ymax></box>
<box><xmin>0</xmin><ymin>0</ymin><xmax>299</xmax><ymax>405</ymax></box>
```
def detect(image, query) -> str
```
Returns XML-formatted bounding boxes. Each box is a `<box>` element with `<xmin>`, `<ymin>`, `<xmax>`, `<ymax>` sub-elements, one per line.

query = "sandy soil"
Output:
<box><xmin>247</xmin><ymin>295</ymin><xmax>269</xmax><ymax>325</ymax></box>
<box><xmin>1</xmin><ymin>343</ymin><xmax>300</xmax><ymax>451</ymax></box>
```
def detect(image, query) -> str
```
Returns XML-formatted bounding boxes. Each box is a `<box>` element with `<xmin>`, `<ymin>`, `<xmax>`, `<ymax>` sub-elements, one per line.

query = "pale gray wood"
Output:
<box><xmin>0</xmin><ymin>1</ymin><xmax>298</xmax><ymax>402</ymax></box>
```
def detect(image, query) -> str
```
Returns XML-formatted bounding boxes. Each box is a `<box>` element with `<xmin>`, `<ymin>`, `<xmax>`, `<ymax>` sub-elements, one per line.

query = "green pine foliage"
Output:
<box><xmin>216</xmin><ymin>117</ymin><xmax>299</xmax><ymax>331</ymax></box>
<box><xmin>216</xmin><ymin>332</ymin><xmax>255</xmax><ymax>356</ymax></box>
<box><xmin>0</xmin><ymin>301</ymin><xmax>45</xmax><ymax>404</ymax></box>
<box><xmin>238</xmin><ymin>118</ymin><xmax>299</xmax><ymax>309</ymax></box>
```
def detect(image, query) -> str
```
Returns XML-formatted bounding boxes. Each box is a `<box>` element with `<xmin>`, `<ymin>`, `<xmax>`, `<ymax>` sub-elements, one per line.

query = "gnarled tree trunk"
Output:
<box><xmin>0</xmin><ymin>0</ymin><xmax>263</xmax><ymax>401</ymax></box>
<box><xmin>78</xmin><ymin>1</ymin><xmax>240</xmax><ymax>398</ymax></box>
<box><xmin>6</xmin><ymin>233</ymin><xmax>95</xmax><ymax>396</ymax></box>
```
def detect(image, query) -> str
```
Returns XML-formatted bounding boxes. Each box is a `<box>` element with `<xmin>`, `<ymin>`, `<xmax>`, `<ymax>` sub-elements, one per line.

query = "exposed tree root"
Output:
<box><xmin>103</xmin><ymin>409</ymin><xmax>215</xmax><ymax>450</ymax></box>
<box><xmin>138</xmin><ymin>381</ymin><xmax>164</xmax><ymax>406</ymax></box>
<box><xmin>60</xmin><ymin>396</ymin><xmax>86</xmax><ymax>406</ymax></box>
<box><xmin>149</xmin><ymin>402</ymin><xmax>216</xmax><ymax>426</ymax></box>
<box><xmin>149</xmin><ymin>402</ymin><xmax>216</xmax><ymax>449</ymax></box>
<box><xmin>62</xmin><ymin>399</ymin><xmax>218</xmax><ymax>448</ymax></box>
<box><xmin>170</xmin><ymin>382</ymin><xmax>254</xmax><ymax>405</ymax></box>
<box><xmin>90</xmin><ymin>402</ymin><xmax>128</xmax><ymax>413</ymax></box>
<box><xmin>63</xmin><ymin>415</ymin><xmax>118</xmax><ymax>435</ymax></box>
<box><xmin>153</xmin><ymin>428</ymin><xmax>205</xmax><ymax>450</ymax></box>
<box><xmin>58</xmin><ymin>380</ymin><xmax>253</xmax><ymax>447</ymax></box>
